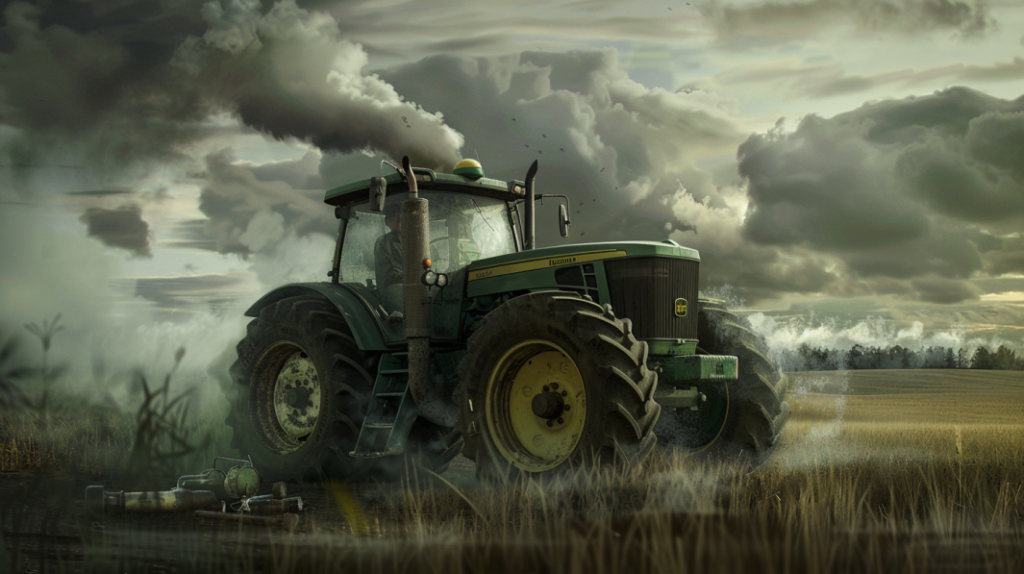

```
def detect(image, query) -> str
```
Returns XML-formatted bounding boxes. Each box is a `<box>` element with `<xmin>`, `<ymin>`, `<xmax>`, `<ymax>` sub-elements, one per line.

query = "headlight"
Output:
<box><xmin>421</xmin><ymin>270</ymin><xmax>437</xmax><ymax>286</ymax></box>
<box><xmin>436</xmin><ymin>273</ymin><xmax>448</xmax><ymax>288</ymax></box>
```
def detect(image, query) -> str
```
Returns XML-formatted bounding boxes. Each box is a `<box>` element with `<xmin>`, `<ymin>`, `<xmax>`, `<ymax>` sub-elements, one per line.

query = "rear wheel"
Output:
<box><xmin>655</xmin><ymin>299</ymin><xmax>789</xmax><ymax>468</ymax></box>
<box><xmin>226</xmin><ymin>295</ymin><xmax>374</xmax><ymax>483</ymax></box>
<box><xmin>459</xmin><ymin>292</ymin><xmax>660</xmax><ymax>481</ymax></box>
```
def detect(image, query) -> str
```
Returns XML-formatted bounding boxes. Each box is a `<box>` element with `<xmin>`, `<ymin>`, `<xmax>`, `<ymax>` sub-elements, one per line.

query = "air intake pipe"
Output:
<box><xmin>401</xmin><ymin>156</ymin><xmax>458</xmax><ymax>427</ymax></box>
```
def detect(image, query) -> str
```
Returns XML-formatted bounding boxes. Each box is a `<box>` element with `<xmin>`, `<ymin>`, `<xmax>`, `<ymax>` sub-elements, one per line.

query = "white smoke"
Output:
<box><xmin>0</xmin><ymin>203</ymin><xmax>256</xmax><ymax>419</ymax></box>
<box><xmin>239</xmin><ymin>209</ymin><xmax>336</xmax><ymax>288</ymax></box>
<box><xmin>746</xmin><ymin>313</ymin><xmax>1023</xmax><ymax>363</ymax></box>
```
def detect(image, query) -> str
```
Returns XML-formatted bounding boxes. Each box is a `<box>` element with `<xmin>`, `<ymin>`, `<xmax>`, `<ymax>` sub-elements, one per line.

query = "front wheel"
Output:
<box><xmin>226</xmin><ymin>295</ymin><xmax>375</xmax><ymax>483</ymax></box>
<box><xmin>655</xmin><ymin>299</ymin><xmax>789</xmax><ymax>469</ymax></box>
<box><xmin>458</xmin><ymin>293</ymin><xmax>661</xmax><ymax>481</ymax></box>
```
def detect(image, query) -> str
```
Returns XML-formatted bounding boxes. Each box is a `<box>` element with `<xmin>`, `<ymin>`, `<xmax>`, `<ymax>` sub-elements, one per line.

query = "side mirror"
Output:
<box><xmin>558</xmin><ymin>204</ymin><xmax>570</xmax><ymax>238</ymax></box>
<box><xmin>369</xmin><ymin>177</ymin><xmax>387</xmax><ymax>212</ymax></box>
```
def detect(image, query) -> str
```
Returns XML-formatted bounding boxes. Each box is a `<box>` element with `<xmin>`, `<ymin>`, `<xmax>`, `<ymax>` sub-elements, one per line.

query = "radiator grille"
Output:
<box><xmin>604</xmin><ymin>257</ymin><xmax>699</xmax><ymax>340</ymax></box>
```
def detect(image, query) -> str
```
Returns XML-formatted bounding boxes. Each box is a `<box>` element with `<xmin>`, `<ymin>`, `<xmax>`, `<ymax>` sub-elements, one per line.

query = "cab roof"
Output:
<box><xmin>323</xmin><ymin>167</ymin><xmax>527</xmax><ymax>207</ymax></box>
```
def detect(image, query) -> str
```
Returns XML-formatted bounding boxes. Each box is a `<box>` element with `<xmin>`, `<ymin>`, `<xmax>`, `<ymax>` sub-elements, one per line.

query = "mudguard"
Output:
<box><xmin>243</xmin><ymin>282</ymin><xmax>404</xmax><ymax>352</ymax></box>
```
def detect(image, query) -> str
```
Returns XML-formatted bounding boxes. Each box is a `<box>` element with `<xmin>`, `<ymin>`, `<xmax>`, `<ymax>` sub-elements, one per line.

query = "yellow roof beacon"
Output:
<box><xmin>453</xmin><ymin>158</ymin><xmax>484</xmax><ymax>181</ymax></box>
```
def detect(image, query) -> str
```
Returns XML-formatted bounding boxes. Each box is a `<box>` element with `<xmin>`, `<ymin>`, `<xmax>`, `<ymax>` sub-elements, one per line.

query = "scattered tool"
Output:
<box><xmin>194</xmin><ymin>510</ymin><xmax>299</xmax><ymax>531</ymax></box>
<box><xmin>85</xmin><ymin>486</ymin><xmax>221</xmax><ymax>515</ymax></box>
<box><xmin>83</xmin><ymin>455</ymin><xmax>304</xmax><ymax>529</ymax></box>
<box><xmin>237</xmin><ymin>496</ymin><xmax>303</xmax><ymax>516</ymax></box>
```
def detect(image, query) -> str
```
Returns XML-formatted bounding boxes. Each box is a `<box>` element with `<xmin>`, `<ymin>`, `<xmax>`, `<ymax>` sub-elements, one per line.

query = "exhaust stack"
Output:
<box><xmin>524</xmin><ymin>160</ymin><xmax>538</xmax><ymax>250</ymax></box>
<box><xmin>401</xmin><ymin>156</ymin><xmax>457</xmax><ymax>426</ymax></box>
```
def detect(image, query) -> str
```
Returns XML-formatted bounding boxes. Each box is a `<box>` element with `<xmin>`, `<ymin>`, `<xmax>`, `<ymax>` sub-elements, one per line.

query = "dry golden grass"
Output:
<box><xmin>0</xmin><ymin>404</ymin><xmax>136</xmax><ymax>472</ymax></box>
<box><xmin>787</xmin><ymin>370</ymin><xmax>1024</xmax><ymax>425</ymax></box>
<box><xmin>4</xmin><ymin>369</ymin><xmax>1024</xmax><ymax>573</ymax></box>
<box><xmin>242</xmin><ymin>370</ymin><xmax>1021</xmax><ymax>573</ymax></box>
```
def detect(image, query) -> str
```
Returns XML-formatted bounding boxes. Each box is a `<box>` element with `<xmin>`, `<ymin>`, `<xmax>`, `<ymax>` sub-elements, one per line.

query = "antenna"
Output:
<box><xmin>474</xmin><ymin>149</ymin><xmax>481</xmax><ymax>162</ymax></box>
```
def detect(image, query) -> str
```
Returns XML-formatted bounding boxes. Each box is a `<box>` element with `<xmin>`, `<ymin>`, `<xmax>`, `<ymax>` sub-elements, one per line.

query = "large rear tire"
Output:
<box><xmin>458</xmin><ymin>292</ymin><xmax>660</xmax><ymax>481</ymax></box>
<box><xmin>655</xmin><ymin>299</ymin><xmax>789</xmax><ymax>468</ymax></box>
<box><xmin>226</xmin><ymin>295</ymin><xmax>375</xmax><ymax>483</ymax></box>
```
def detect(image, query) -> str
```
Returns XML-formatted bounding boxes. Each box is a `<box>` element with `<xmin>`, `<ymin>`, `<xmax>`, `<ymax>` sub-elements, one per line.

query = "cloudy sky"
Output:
<box><xmin>1</xmin><ymin>0</ymin><xmax>1024</xmax><ymax>389</ymax></box>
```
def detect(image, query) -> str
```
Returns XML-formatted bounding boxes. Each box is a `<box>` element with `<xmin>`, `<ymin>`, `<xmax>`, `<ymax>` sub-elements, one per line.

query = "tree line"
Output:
<box><xmin>777</xmin><ymin>344</ymin><xmax>1024</xmax><ymax>372</ymax></box>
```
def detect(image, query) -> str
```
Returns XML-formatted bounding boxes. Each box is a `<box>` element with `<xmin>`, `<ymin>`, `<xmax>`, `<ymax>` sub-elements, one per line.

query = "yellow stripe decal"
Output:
<box><xmin>468</xmin><ymin>249</ymin><xmax>628</xmax><ymax>281</ymax></box>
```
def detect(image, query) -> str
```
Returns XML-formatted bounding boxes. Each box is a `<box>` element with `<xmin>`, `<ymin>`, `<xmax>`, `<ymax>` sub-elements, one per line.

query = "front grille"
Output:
<box><xmin>604</xmin><ymin>257</ymin><xmax>699</xmax><ymax>340</ymax></box>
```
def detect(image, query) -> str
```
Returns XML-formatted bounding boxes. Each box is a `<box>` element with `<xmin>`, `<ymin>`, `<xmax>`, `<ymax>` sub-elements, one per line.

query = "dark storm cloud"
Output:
<box><xmin>738</xmin><ymin>87</ymin><xmax>1024</xmax><ymax>304</ymax></box>
<box><xmin>368</xmin><ymin>49</ymin><xmax>864</xmax><ymax>300</ymax></box>
<box><xmin>171</xmin><ymin>0</ymin><xmax>464</xmax><ymax>170</ymax></box>
<box><xmin>0</xmin><ymin>2</ymin><xmax>210</xmax><ymax>182</ymax></box>
<box><xmin>911</xmin><ymin>276</ymin><xmax>981</xmax><ymax>304</ymax></box>
<box><xmin>702</xmin><ymin>0</ymin><xmax>993</xmax><ymax>47</ymax></box>
<box><xmin>0</xmin><ymin>0</ymin><xmax>464</xmax><ymax>189</ymax></box>
<box><xmin>375</xmin><ymin>49</ymin><xmax>746</xmax><ymax>210</ymax></box>
<box><xmin>984</xmin><ymin>236</ymin><xmax>1024</xmax><ymax>275</ymax></box>
<box><xmin>79</xmin><ymin>204</ymin><xmax>153</xmax><ymax>258</ymax></box>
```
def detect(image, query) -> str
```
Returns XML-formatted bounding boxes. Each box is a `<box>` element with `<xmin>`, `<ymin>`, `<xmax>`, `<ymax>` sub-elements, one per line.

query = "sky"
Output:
<box><xmin>1</xmin><ymin>0</ymin><xmax>1023</xmax><ymax>398</ymax></box>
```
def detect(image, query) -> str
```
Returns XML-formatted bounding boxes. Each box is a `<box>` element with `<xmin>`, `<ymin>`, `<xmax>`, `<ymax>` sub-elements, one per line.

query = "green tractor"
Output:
<box><xmin>225</xmin><ymin>156</ymin><xmax>789</xmax><ymax>482</ymax></box>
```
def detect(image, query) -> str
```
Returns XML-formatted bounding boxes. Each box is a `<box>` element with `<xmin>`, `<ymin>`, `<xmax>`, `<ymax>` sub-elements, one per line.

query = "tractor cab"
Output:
<box><xmin>338</xmin><ymin>190</ymin><xmax>517</xmax><ymax>310</ymax></box>
<box><xmin>323</xmin><ymin>159</ymin><xmax>562</xmax><ymax>344</ymax></box>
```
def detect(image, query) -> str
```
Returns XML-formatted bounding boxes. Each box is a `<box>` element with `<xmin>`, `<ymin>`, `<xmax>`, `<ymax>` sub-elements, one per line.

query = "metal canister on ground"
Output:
<box><xmin>177</xmin><ymin>463</ymin><xmax>260</xmax><ymax>500</ymax></box>
<box><xmin>85</xmin><ymin>486</ymin><xmax>220</xmax><ymax>515</ymax></box>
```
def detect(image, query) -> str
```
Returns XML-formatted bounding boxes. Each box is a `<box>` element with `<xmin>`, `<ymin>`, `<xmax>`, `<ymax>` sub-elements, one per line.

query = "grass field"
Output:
<box><xmin>2</xmin><ymin>369</ymin><xmax>1023</xmax><ymax>573</ymax></box>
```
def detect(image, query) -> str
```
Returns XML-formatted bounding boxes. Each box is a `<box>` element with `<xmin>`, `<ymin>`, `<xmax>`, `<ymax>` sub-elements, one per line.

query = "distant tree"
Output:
<box><xmin>848</xmin><ymin>344</ymin><xmax>864</xmax><ymax>370</ymax></box>
<box><xmin>957</xmin><ymin>347</ymin><xmax>970</xmax><ymax>369</ymax></box>
<box><xmin>972</xmin><ymin>346</ymin><xmax>993</xmax><ymax>369</ymax></box>
<box><xmin>868</xmin><ymin>346</ymin><xmax>883</xmax><ymax>369</ymax></box>
<box><xmin>919</xmin><ymin>346</ymin><xmax>945</xmax><ymax>369</ymax></box>
<box><xmin>993</xmin><ymin>346</ymin><xmax>1017</xmax><ymax>371</ymax></box>
<box><xmin>775</xmin><ymin>342</ymin><xmax>1022</xmax><ymax>372</ymax></box>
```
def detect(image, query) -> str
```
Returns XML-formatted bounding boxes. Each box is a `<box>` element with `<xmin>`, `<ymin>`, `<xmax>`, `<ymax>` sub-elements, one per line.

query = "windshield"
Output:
<box><xmin>340</xmin><ymin>192</ymin><xmax>516</xmax><ymax>288</ymax></box>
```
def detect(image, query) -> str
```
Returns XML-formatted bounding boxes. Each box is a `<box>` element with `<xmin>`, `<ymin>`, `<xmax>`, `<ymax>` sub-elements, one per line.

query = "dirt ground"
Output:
<box><xmin>0</xmin><ymin>455</ymin><xmax>481</xmax><ymax>573</ymax></box>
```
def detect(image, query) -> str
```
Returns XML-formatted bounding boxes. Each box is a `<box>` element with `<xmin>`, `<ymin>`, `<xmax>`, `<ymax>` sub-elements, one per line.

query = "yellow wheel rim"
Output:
<box><xmin>484</xmin><ymin>339</ymin><xmax>587</xmax><ymax>472</ymax></box>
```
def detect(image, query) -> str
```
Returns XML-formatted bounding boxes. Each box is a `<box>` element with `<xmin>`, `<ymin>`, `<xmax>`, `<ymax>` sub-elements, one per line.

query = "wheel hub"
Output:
<box><xmin>271</xmin><ymin>351</ymin><xmax>321</xmax><ymax>441</ymax></box>
<box><xmin>531</xmin><ymin>390</ymin><xmax>566</xmax><ymax>419</ymax></box>
<box><xmin>285</xmin><ymin>387</ymin><xmax>311</xmax><ymax>411</ymax></box>
<box><xmin>485</xmin><ymin>340</ymin><xmax>586</xmax><ymax>472</ymax></box>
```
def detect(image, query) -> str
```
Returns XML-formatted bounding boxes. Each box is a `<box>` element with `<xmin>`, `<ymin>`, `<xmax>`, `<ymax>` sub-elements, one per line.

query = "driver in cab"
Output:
<box><xmin>375</xmin><ymin>203</ymin><xmax>404</xmax><ymax>312</ymax></box>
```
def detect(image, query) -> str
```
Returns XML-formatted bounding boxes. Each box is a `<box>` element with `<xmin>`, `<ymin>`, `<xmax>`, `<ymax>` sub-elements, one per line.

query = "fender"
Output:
<box><xmin>243</xmin><ymin>282</ymin><xmax>404</xmax><ymax>352</ymax></box>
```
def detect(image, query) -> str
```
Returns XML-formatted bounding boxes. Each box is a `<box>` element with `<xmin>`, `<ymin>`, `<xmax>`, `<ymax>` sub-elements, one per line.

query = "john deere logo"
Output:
<box><xmin>674</xmin><ymin>298</ymin><xmax>688</xmax><ymax>317</ymax></box>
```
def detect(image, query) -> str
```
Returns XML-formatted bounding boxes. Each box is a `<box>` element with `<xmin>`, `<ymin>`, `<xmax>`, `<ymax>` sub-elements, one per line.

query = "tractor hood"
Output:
<box><xmin>466</xmin><ymin>239</ymin><xmax>698</xmax><ymax>283</ymax></box>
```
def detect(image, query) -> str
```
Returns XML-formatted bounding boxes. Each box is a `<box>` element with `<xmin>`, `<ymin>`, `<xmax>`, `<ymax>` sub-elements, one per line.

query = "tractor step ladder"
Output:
<box><xmin>350</xmin><ymin>352</ymin><xmax>420</xmax><ymax>457</ymax></box>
